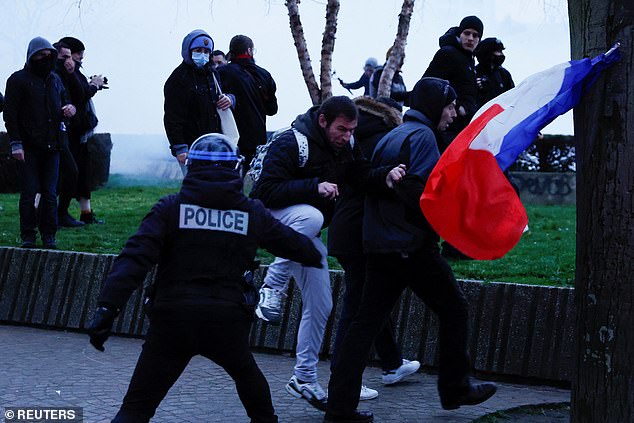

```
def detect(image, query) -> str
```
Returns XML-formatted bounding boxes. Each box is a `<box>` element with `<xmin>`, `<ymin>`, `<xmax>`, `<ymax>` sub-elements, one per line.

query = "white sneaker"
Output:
<box><xmin>255</xmin><ymin>285</ymin><xmax>285</xmax><ymax>324</ymax></box>
<box><xmin>359</xmin><ymin>385</ymin><xmax>378</xmax><ymax>400</ymax></box>
<box><xmin>382</xmin><ymin>359</ymin><xmax>421</xmax><ymax>385</ymax></box>
<box><xmin>286</xmin><ymin>375</ymin><xmax>327</xmax><ymax>410</ymax></box>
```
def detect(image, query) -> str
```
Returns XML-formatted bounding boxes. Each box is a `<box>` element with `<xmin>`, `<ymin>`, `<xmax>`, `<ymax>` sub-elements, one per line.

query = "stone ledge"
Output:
<box><xmin>0</xmin><ymin>247</ymin><xmax>574</xmax><ymax>383</ymax></box>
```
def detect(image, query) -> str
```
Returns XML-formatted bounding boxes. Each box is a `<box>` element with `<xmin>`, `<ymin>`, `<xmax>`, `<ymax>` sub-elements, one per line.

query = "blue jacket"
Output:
<box><xmin>363</xmin><ymin>109</ymin><xmax>440</xmax><ymax>254</ymax></box>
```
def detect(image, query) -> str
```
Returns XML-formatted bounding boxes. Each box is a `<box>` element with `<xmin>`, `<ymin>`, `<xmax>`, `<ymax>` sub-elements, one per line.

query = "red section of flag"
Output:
<box><xmin>420</xmin><ymin>105</ymin><xmax>528</xmax><ymax>260</ymax></box>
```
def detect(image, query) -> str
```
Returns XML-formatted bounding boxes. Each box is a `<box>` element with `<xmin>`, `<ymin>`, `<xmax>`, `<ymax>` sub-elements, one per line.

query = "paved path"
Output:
<box><xmin>0</xmin><ymin>325</ymin><xmax>569</xmax><ymax>422</ymax></box>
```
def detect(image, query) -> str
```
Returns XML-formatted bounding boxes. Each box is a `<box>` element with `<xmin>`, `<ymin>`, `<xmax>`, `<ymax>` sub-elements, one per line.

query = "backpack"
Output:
<box><xmin>246</xmin><ymin>127</ymin><xmax>309</xmax><ymax>183</ymax></box>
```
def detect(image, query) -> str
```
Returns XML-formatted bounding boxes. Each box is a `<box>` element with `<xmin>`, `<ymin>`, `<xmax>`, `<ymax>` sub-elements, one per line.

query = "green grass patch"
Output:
<box><xmin>0</xmin><ymin>177</ymin><xmax>575</xmax><ymax>286</ymax></box>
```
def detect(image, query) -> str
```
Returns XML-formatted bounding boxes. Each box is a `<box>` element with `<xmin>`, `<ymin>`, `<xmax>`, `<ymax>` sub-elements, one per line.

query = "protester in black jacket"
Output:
<box><xmin>475</xmin><ymin>37</ymin><xmax>515</xmax><ymax>107</ymax></box>
<box><xmin>424</xmin><ymin>16</ymin><xmax>483</xmax><ymax>150</ymax></box>
<box><xmin>51</xmin><ymin>37</ymin><xmax>107</xmax><ymax>226</ymax></box>
<box><xmin>219</xmin><ymin>35</ymin><xmax>278</xmax><ymax>168</ymax></box>
<box><xmin>164</xmin><ymin>29</ymin><xmax>233</xmax><ymax>172</ymax></box>
<box><xmin>325</xmin><ymin>78</ymin><xmax>496</xmax><ymax>423</ymax></box>
<box><xmin>327</xmin><ymin>97</ymin><xmax>420</xmax><ymax>401</ymax></box>
<box><xmin>4</xmin><ymin>37</ymin><xmax>76</xmax><ymax>249</ymax></box>
<box><xmin>250</xmin><ymin>97</ymin><xmax>404</xmax><ymax>411</ymax></box>
<box><xmin>88</xmin><ymin>133</ymin><xmax>321</xmax><ymax>423</ymax></box>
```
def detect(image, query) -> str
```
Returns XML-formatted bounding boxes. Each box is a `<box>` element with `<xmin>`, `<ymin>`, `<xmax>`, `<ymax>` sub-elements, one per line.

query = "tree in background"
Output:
<box><xmin>285</xmin><ymin>0</ymin><xmax>340</xmax><ymax>105</ymax></box>
<box><xmin>376</xmin><ymin>0</ymin><xmax>415</xmax><ymax>98</ymax></box>
<box><xmin>569</xmin><ymin>0</ymin><xmax>633</xmax><ymax>421</ymax></box>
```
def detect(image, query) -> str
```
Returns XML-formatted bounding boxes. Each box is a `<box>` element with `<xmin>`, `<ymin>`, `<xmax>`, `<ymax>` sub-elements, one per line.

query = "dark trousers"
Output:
<box><xmin>326</xmin><ymin>249</ymin><xmax>471</xmax><ymax>416</ymax></box>
<box><xmin>112</xmin><ymin>310</ymin><xmax>277</xmax><ymax>423</ymax></box>
<box><xmin>330</xmin><ymin>255</ymin><xmax>401</xmax><ymax>372</ymax></box>
<box><xmin>57</xmin><ymin>142</ymin><xmax>79</xmax><ymax>216</ymax></box>
<box><xmin>18</xmin><ymin>150</ymin><xmax>60</xmax><ymax>240</ymax></box>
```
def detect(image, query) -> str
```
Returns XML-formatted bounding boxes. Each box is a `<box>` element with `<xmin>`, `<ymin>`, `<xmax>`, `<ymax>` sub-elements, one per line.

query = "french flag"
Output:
<box><xmin>420</xmin><ymin>45</ymin><xmax>620</xmax><ymax>260</ymax></box>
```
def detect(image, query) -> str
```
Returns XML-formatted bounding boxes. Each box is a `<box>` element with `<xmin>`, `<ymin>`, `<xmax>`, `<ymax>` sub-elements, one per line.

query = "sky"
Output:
<box><xmin>0</xmin><ymin>0</ymin><xmax>573</xmax><ymax>137</ymax></box>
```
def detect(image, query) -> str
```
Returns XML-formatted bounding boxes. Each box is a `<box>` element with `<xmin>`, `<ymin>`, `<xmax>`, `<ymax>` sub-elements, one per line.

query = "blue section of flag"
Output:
<box><xmin>495</xmin><ymin>47</ymin><xmax>621</xmax><ymax>171</ymax></box>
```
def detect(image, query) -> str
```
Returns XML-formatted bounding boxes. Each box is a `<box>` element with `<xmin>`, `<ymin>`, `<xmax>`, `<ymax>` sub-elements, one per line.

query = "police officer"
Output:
<box><xmin>87</xmin><ymin>133</ymin><xmax>322</xmax><ymax>423</ymax></box>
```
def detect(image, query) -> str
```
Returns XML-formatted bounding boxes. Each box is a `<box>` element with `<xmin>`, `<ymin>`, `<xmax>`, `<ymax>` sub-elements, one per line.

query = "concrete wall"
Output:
<box><xmin>510</xmin><ymin>171</ymin><xmax>576</xmax><ymax>205</ymax></box>
<box><xmin>0</xmin><ymin>247</ymin><xmax>574</xmax><ymax>383</ymax></box>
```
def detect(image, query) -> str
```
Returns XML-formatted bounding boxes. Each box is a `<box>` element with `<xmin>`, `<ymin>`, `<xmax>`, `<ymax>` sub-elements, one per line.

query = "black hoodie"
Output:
<box><xmin>4</xmin><ymin>37</ymin><xmax>70</xmax><ymax>152</ymax></box>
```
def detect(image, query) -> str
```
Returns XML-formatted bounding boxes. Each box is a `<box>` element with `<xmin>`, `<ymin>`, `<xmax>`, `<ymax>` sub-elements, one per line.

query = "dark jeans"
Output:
<box><xmin>330</xmin><ymin>255</ymin><xmax>401</xmax><ymax>372</ymax></box>
<box><xmin>18</xmin><ymin>150</ymin><xmax>60</xmax><ymax>240</ymax></box>
<box><xmin>112</xmin><ymin>309</ymin><xmax>277</xmax><ymax>423</ymax></box>
<box><xmin>326</xmin><ymin>249</ymin><xmax>471</xmax><ymax>416</ymax></box>
<box><xmin>57</xmin><ymin>142</ymin><xmax>79</xmax><ymax>216</ymax></box>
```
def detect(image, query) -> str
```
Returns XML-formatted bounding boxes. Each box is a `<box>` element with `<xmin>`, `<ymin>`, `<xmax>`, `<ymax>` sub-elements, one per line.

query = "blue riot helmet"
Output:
<box><xmin>186</xmin><ymin>133</ymin><xmax>244</xmax><ymax>176</ymax></box>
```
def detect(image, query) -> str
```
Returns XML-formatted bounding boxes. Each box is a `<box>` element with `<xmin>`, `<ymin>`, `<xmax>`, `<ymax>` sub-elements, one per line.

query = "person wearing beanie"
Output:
<box><xmin>218</xmin><ymin>34</ymin><xmax>278</xmax><ymax>169</ymax></box>
<box><xmin>325</xmin><ymin>77</ymin><xmax>497</xmax><ymax>423</ymax></box>
<box><xmin>475</xmin><ymin>37</ymin><xmax>515</xmax><ymax>107</ymax></box>
<box><xmin>164</xmin><ymin>29</ymin><xmax>234</xmax><ymax>175</ymax></box>
<box><xmin>424</xmin><ymin>15</ymin><xmax>484</xmax><ymax>150</ymax></box>
<box><xmin>4</xmin><ymin>36</ymin><xmax>77</xmax><ymax>249</ymax></box>
<box><xmin>53</xmin><ymin>36</ymin><xmax>108</xmax><ymax>226</ymax></box>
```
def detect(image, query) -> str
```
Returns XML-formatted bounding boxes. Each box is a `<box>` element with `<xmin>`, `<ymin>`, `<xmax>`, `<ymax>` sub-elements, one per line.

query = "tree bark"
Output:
<box><xmin>285</xmin><ymin>0</ymin><xmax>321</xmax><ymax>105</ymax></box>
<box><xmin>318</xmin><ymin>0</ymin><xmax>340</xmax><ymax>103</ymax></box>
<box><xmin>569</xmin><ymin>1</ymin><xmax>634</xmax><ymax>421</ymax></box>
<box><xmin>377</xmin><ymin>0</ymin><xmax>415</xmax><ymax>98</ymax></box>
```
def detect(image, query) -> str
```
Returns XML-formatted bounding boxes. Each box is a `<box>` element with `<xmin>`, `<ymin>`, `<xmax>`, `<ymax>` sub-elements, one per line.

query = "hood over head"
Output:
<box><xmin>409</xmin><ymin>77</ymin><xmax>457</xmax><ymax>125</ymax></box>
<box><xmin>26</xmin><ymin>36</ymin><xmax>56</xmax><ymax>63</ymax></box>
<box><xmin>181</xmin><ymin>29</ymin><xmax>214</xmax><ymax>65</ymax></box>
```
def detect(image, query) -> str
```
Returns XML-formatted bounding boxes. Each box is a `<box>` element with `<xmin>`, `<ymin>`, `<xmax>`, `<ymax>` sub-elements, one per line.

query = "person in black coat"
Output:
<box><xmin>87</xmin><ymin>133</ymin><xmax>322</xmax><ymax>423</ymax></box>
<box><xmin>423</xmin><ymin>15</ymin><xmax>484</xmax><ymax>151</ymax></box>
<box><xmin>327</xmin><ymin>96</ymin><xmax>420</xmax><ymax>401</ymax></box>
<box><xmin>339</xmin><ymin>57</ymin><xmax>378</xmax><ymax>96</ymax></box>
<box><xmin>325</xmin><ymin>78</ymin><xmax>497</xmax><ymax>423</ymax></box>
<box><xmin>218</xmin><ymin>35</ymin><xmax>278</xmax><ymax>168</ymax></box>
<box><xmin>4</xmin><ymin>36</ymin><xmax>76</xmax><ymax>249</ymax></box>
<box><xmin>475</xmin><ymin>37</ymin><xmax>515</xmax><ymax>107</ymax></box>
<box><xmin>164</xmin><ymin>29</ymin><xmax>234</xmax><ymax>173</ymax></box>
<box><xmin>55</xmin><ymin>36</ymin><xmax>108</xmax><ymax>225</ymax></box>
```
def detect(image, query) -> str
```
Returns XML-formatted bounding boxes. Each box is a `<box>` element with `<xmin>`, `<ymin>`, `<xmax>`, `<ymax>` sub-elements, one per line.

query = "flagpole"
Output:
<box><xmin>605</xmin><ymin>42</ymin><xmax>621</xmax><ymax>57</ymax></box>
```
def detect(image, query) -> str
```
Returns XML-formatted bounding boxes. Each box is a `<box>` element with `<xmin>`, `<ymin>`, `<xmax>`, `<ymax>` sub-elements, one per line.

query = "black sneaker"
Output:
<box><xmin>80</xmin><ymin>212</ymin><xmax>104</xmax><ymax>225</ymax></box>
<box><xmin>41</xmin><ymin>235</ymin><xmax>58</xmax><ymax>250</ymax></box>
<box><xmin>439</xmin><ymin>382</ymin><xmax>497</xmax><ymax>410</ymax></box>
<box><xmin>58</xmin><ymin>213</ymin><xmax>85</xmax><ymax>228</ymax></box>
<box><xmin>20</xmin><ymin>239</ymin><xmax>36</xmax><ymax>249</ymax></box>
<box><xmin>323</xmin><ymin>410</ymin><xmax>374</xmax><ymax>422</ymax></box>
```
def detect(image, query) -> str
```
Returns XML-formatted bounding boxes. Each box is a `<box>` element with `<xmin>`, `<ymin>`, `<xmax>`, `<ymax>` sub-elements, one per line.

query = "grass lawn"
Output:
<box><xmin>0</xmin><ymin>175</ymin><xmax>575</xmax><ymax>287</ymax></box>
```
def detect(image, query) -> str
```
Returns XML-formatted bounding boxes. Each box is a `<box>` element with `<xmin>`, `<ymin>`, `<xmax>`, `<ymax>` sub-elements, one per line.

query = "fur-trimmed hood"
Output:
<box><xmin>353</xmin><ymin>96</ymin><xmax>402</xmax><ymax>128</ymax></box>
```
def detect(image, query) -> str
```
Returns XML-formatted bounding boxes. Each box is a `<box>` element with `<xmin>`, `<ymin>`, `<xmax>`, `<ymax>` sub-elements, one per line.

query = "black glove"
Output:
<box><xmin>88</xmin><ymin>306</ymin><xmax>118</xmax><ymax>352</ymax></box>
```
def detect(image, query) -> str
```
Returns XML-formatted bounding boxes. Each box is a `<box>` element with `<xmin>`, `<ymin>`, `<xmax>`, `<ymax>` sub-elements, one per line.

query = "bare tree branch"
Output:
<box><xmin>377</xmin><ymin>0</ymin><xmax>415</xmax><ymax>98</ymax></box>
<box><xmin>318</xmin><ymin>0</ymin><xmax>340</xmax><ymax>103</ymax></box>
<box><xmin>285</xmin><ymin>0</ymin><xmax>321</xmax><ymax>105</ymax></box>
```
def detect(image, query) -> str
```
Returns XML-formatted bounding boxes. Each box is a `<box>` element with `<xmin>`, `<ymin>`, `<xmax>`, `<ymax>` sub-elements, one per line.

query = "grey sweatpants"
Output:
<box><xmin>264</xmin><ymin>204</ymin><xmax>333</xmax><ymax>383</ymax></box>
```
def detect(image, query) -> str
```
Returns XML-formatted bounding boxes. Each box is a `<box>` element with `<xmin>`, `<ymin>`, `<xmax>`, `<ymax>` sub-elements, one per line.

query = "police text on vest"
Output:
<box><xmin>180</xmin><ymin>204</ymin><xmax>249</xmax><ymax>235</ymax></box>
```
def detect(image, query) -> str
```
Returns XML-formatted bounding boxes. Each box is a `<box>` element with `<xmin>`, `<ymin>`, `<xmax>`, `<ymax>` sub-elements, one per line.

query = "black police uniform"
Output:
<box><xmin>94</xmin><ymin>165</ymin><xmax>321</xmax><ymax>423</ymax></box>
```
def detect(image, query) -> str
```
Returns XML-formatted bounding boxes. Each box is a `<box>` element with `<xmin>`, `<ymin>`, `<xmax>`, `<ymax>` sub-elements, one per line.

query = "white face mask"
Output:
<box><xmin>191</xmin><ymin>51</ymin><xmax>210</xmax><ymax>68</ymax></box>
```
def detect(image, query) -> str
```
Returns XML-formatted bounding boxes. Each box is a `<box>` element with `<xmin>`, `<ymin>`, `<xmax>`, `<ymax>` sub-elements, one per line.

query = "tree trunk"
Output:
<box><xmin>318</xmin><ymin>0</ymin><xmax>340</xmax><ymax>103</ymax></box>
<box><xmin>377</xmin><ymin>0</ymin><xmax>415</xmax><ymax>98</ymax></box>
<box><xmin>285</xmin><ymin>0</ymin><xmax>321</xmax><ymax>105</ymax></box>
<box><xmin>569</xmin><ymin>1</ymin><xmax>634</xmax><ymax>422</ymax></box>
